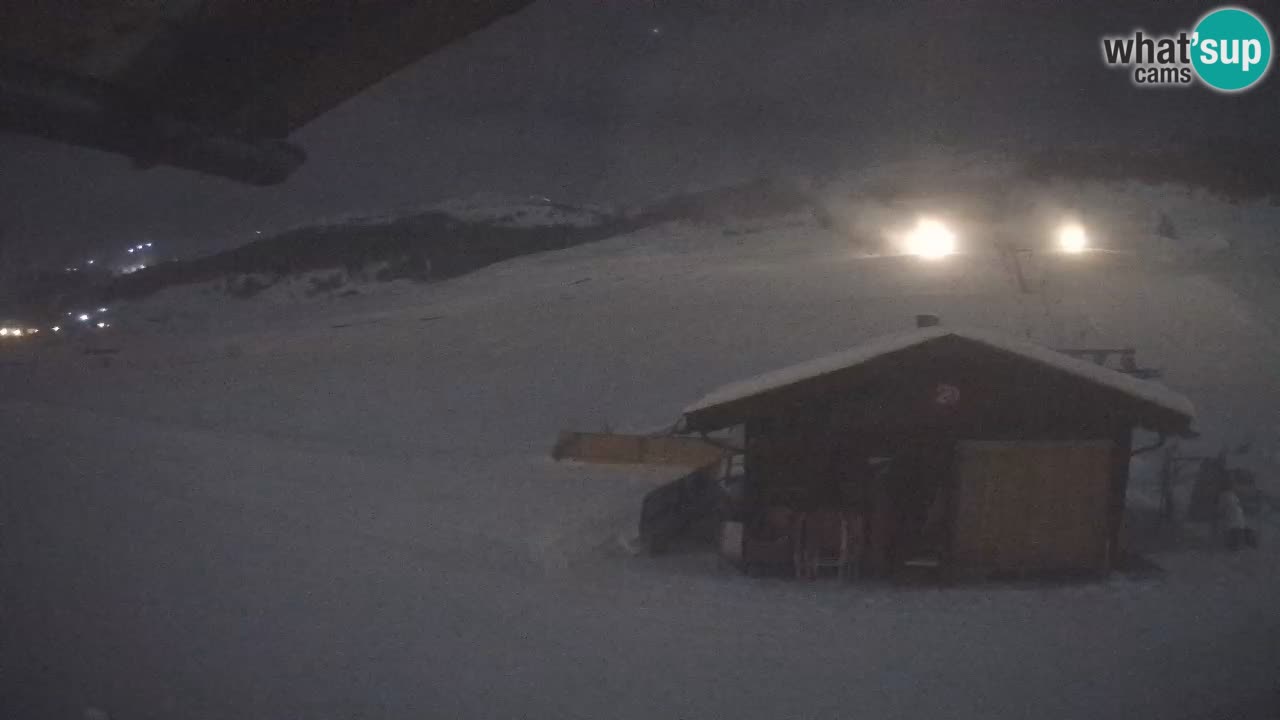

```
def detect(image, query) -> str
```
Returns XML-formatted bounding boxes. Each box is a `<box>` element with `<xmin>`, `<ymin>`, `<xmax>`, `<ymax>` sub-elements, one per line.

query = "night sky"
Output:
<box><xmin>2</xmin><ymin>0</ymin><xmax>1277</xmax><ymax>263</ymax></box>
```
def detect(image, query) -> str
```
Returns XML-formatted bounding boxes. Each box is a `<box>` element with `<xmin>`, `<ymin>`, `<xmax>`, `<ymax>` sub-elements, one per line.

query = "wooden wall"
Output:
<box><xmin>744</xmin><ymin>414</ymin><xmax>846</xmax><ymax>507</ymax></box>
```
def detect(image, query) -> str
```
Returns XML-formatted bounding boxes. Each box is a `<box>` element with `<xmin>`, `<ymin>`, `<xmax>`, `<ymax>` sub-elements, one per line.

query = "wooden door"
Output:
<box><xmin>951</xmin><ymin>440</ymin><xmax>1113</xmax><ymax>578</ymax></box>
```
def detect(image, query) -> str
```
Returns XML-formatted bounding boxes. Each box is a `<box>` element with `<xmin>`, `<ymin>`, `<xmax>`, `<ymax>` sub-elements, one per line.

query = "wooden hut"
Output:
<box><xmin>680</xmin><ymin>325</ymin><xmax>1194</xmax><ymax>580</ymax></box>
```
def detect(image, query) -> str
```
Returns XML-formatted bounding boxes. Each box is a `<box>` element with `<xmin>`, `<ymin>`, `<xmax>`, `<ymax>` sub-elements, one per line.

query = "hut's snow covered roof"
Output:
<box><xmin>684</xmin><ymin>326</ymin><xmax>1194</xmax><ymax>420</ymax></box>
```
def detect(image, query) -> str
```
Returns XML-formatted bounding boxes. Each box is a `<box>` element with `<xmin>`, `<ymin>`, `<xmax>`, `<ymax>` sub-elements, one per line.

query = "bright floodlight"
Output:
<box><xmin>11</xmin><ymin>329</ymin><xmax>21</xmax><ymax>337</ymax></box>
<box><xmin>96</xmin><ymin>322</ymin><xmax>106</xmax><ymax>328</ymax></box>
<box><xmin>78</xmin><ymin>314</ymin><xmax>90</xmax><ymax>322</ymax></box>
<box><xmin>128</xmin><ymin>248</ymin><xmax>135</xmax><ymax>253</ymax></box>
<box><xmin>0</xmin><ymin>328</ymin><xmax>8</xmax><ymax>336</ymax></box>
<box><xmin>906</xmin><ymin>218</ymin><xmax>957</xmax><ymax>259</ymax></box>
<box><xmin>52</xmin><ymin>326</ymin><xmax>60</xmax><ymax>332</ymax></box>
<box><xmin>98</xmin><ymin>307</ymin><xmax>107</xmax><ymax>313</ymax></box>
<box><xmin>1057</xmin><ymin>223</ymin><xmax>1088</xmax><ymax>253</ymax></box>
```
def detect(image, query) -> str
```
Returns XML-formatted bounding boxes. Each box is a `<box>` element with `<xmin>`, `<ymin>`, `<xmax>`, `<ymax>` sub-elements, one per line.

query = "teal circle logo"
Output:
<box><xmin>1192</xmin><ymin>7</ymin><xmax>1273</xmax><ymax>91</ymax></box>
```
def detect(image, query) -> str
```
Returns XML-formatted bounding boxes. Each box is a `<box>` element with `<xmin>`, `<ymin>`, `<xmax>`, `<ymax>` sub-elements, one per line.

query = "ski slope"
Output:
<box><xmin>4</xmin><ymin>185</ymin><xmax>1280</xmax><ymax>719</ymax></box>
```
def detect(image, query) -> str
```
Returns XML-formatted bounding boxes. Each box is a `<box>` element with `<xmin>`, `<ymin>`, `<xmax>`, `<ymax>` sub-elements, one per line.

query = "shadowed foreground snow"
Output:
<box><xmin>4</xmin><ymin>202</ymin><xmax>1280</xmax><ymax>719</ymax></box>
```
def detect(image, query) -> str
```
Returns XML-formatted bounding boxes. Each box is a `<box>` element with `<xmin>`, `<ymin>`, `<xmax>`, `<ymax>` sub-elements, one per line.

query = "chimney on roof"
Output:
<box><xmin>916</xmin><ymin>314</ymin><xmax>941</xmax><ymax>328</ymax></box>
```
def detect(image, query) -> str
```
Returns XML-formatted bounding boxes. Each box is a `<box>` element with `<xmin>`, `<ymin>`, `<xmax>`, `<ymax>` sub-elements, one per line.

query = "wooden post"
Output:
<box><xmin>1159</xmin><ymin>444</ymin><xmax>1177</xmax><ymax>523</ymax></box>
<box><xmin>939</xmin><ymin>438</ymin><xmax>961</xmax><ymax>585</ymax></box>
<box><xmin>1106</xmin><ymin>425</ymin><xmax>1134</xmax><ymax>574</ymax></box>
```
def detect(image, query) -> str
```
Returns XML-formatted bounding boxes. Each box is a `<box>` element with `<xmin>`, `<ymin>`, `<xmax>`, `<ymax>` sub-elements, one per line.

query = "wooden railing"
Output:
<box><xmin>551</xmin><ymin>431</ymin><xmax>726</xmax><ymax>467</ymax></box>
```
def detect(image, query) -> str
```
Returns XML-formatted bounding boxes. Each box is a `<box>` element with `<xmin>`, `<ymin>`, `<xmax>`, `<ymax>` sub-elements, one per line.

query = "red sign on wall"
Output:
<box><xmin>935</xmin><ymin>383</ymin><xmax>961</xmax><ymax>406</ymax></box>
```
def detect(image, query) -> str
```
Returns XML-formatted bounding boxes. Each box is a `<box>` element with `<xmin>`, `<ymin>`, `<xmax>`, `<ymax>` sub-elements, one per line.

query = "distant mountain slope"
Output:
<box><xmin>93</xmin><ymin>196</ymin><xmax>627</xmax><ymax>304</ymax></box>
<box><xmin>1027</xmin><ymin>139</ymin><xmax>1280</xmax><ymax>203</ymax></box>
<box><xmin>24</xmin><ymin>182</ymin><xmax>814</xmax><ymax>313</ymax></box>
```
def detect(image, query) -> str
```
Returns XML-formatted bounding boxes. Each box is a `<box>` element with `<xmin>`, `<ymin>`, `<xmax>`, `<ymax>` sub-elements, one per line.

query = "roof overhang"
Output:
<box><xmin>0</xmin><ymin>0</ymin><xmax>536</xmax><ymax>184</ymax></box>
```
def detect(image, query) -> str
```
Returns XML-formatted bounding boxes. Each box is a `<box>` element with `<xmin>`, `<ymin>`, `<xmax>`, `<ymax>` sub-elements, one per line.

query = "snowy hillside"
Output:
<box><xmin>425</xmin><ymin>193</ymin><xmax>615</xmax><ymax>228</ymax></box>
<box><xmin>271</xmin><ymin>192</ymin><xmax>618</xmax><ymax>234</ymax></box>
<box><xmin>5</xmin><ymin>173</ymin><xmax>1280</xmax><ymax>719</ymax></box>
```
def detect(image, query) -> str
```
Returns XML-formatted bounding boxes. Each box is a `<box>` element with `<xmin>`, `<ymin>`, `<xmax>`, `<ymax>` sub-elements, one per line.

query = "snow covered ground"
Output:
<box><xmin>4</xmin><ymin>180</ymin><xmax>1280</xmax><ymax>719</ymax></box>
